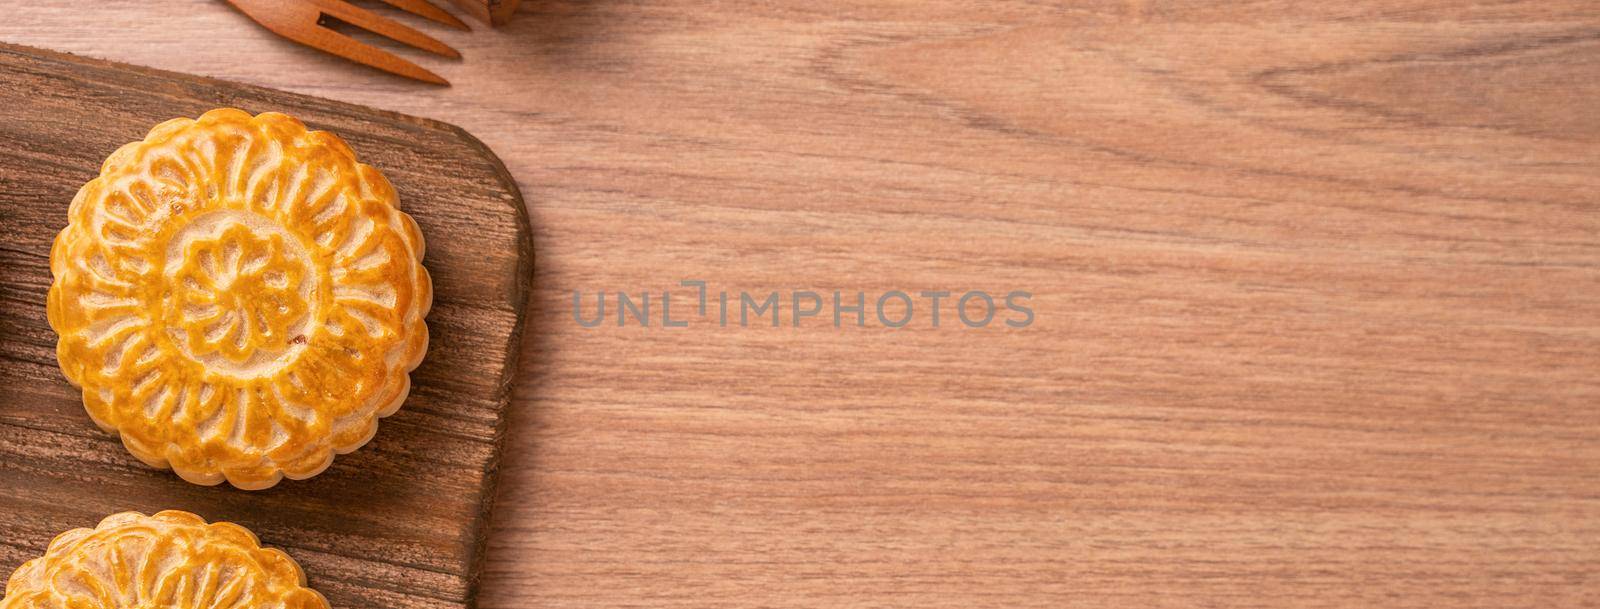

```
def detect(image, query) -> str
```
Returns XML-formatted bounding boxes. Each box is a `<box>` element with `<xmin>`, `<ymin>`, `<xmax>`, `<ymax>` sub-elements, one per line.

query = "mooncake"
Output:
<box><xmin>0</xmin><ymin>511</ymin><xmax>328</xmax><ymax>609</ymax></box>
<box><xmin>47</xmin><ymin>109</ymin><xmax>432</xmax><ymax>490</ymax></box>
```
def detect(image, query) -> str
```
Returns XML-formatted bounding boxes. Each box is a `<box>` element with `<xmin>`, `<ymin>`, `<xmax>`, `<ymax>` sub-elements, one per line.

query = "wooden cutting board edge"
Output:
<box><xmin>439</xmin><ymin>119</ymin><xmax>533</xmax><ymax>609</ymax></box>
<box><xmin>0</xmin><ymin>41</ymin><xmax>537</xmax><ymax>609</ymax></box>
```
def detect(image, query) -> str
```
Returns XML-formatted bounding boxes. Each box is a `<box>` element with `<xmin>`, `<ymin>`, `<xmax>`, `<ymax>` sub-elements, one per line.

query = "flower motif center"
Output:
<box><xmin>161</xmin><ymin>210</ymin><xmax>319</xmax><ymax>378</ymax></box>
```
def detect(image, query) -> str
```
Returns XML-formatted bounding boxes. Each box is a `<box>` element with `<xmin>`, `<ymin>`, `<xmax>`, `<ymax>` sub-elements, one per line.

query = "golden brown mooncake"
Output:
<box><xmin>47</xmin><ymin>108</ymin><xmax>432</xmax><ymax>490</ymax></box>
<box><xmin>0</xmin><ymin>511</ymin><xmax>328</xmax><ymax>609</ymax></box>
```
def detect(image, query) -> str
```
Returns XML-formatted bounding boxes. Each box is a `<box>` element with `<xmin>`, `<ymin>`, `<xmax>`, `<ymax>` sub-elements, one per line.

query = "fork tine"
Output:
<box><xmin>284</xmin><ymin>24</ymin><xmax>450</xmax><ymax>85</ymax></box>
<box><xmin>309</xmin><ymin>0</ymin><xmax>462</xmax><ymax>59</ymax></box>
<box><xmin>375</xmin><ymin>0</ymin><xmax>471</xmax><ymax>31</ymax></box>
<box><xmin>225</xmin><ymin>0</ymin><xmax>449</xmax><ymax>85</ymax></box>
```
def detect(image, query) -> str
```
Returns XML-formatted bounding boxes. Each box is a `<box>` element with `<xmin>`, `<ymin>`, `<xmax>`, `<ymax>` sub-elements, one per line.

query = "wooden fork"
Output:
<box><xmin>225</xmin><ymin>0</ymin><xmax>466</xmax><ymax>85</ymax></box>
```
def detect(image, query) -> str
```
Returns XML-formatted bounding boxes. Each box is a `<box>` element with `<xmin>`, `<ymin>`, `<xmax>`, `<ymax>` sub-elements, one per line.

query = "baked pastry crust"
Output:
<box><xmin>0</xmin><ymin>511</ymin><xmax>328</xmax><ymax>609</ymax></box>
<box><xmin>48</xmin><ymin>108</ymin><xmax>432</xmax><ymax>490</ymax></box>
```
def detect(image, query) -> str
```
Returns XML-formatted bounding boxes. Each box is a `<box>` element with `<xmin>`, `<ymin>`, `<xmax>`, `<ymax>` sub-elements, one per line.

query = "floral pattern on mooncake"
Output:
<box><xmin>47</xmin><ymin>109</ymin><xmax>432</xmax><ymax>490</ymax></box>
<box><xmin>0</xmin><ymin>511</ymin><xmax>328</xmax><ymax>609</ymax></box>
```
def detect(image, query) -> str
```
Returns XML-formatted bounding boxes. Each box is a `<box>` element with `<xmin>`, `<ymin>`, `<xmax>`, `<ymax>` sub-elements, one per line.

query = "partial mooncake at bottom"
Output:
<box><xmin>0</xmin><ymin>511</ymin><xmax>328</xmax><ymax>609</ymax></box>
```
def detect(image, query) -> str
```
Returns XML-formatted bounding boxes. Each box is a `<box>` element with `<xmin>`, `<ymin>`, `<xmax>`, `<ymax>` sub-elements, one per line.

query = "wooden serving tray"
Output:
<box><xmin>0</xmin><ymin>44</ymin><xmax>532</xmax><ymax>609</ymax></box>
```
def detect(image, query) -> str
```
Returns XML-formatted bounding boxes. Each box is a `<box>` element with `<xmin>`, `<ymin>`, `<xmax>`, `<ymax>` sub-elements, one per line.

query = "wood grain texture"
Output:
<box><xmin>0</xmin><ymin>45</ymin><xmax>532</xmax><ymax>609</ymax></box>
<box><xmin>4</xmin><ymin>1</ymin><xmax>1600</xmax><ymax>607</ymax></box>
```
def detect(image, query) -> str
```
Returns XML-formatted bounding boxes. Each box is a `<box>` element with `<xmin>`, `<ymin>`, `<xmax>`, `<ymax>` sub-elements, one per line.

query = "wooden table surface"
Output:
<box><xmin>5</xmin><ymin>2</ymin><xmax>1599</xmax><ymax>607</ymax></box>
